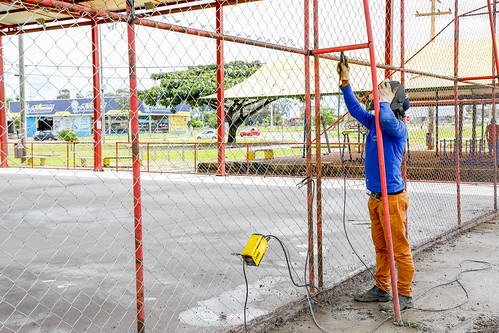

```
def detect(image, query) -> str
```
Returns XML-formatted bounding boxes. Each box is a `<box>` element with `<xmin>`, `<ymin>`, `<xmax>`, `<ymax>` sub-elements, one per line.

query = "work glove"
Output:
<box><xmin>378</xmin><ymin>79</ymin><xmax>398</xmax><ymax>104</ymax></box>
<box><xmin>336</xmin><ymin>58</ymin><xmax>350</xmax><ymax>82</ymax></box>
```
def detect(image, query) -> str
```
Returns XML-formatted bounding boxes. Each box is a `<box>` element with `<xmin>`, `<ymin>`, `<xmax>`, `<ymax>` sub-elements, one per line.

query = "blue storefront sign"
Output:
<box><xmin>10</xmin><ymin>98</ymin><xmax>190</xmax><ymax>136</ymax></box>
<box><xmin>10</xmin><ymin>98</ymin><xmax>190</xmax><ymax>116</ymax></box>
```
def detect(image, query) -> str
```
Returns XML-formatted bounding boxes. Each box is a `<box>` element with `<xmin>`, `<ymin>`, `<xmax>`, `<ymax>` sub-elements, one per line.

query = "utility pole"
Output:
<box><xmin>415</xmin><ymin>0</ymin><xmax>451</xmax><ymax>40</ymax></box>
<box><xmin>18</xmin><ymin>34</ymin><xmax>27</xmax><ymax>162</ymax></box>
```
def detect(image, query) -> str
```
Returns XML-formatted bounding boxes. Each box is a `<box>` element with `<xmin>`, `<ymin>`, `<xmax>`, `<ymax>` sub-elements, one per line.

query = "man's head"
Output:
<box><xmin>367</xmin><ymin>80</ymin><xmax>410</xmax><ymax>120</ymax></box>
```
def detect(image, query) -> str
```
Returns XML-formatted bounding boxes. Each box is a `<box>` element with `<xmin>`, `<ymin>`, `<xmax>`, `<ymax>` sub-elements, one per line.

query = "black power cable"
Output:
<box><xmin>241</xmin><ymin>177</ymin><xmax>334</xmax><ymax>333</ymax></box>
<box><xmin>370</xmin><ymin>259</ymin><xmax>493</xmax><ymax>333</ymax></box>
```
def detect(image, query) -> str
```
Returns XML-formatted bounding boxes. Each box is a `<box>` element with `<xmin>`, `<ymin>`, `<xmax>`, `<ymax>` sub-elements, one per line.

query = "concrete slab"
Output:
<box><xmin>0</xmin><ymin>169</ymin><xmax>495</xmax><ymax>332</ymax></box>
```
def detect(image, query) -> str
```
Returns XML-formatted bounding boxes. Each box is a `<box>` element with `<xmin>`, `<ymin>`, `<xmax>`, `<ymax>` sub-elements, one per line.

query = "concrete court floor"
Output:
<box><xmin>0</xmin><ymin>168</ymin><xmax>495</xmax><ymax>332</ymax></box>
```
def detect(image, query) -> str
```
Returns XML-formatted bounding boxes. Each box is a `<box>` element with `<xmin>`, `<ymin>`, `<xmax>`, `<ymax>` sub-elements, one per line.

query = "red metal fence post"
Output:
<box><xmin>91</xmin><ymin>22</ymin><xmax>103</xmax><ymax>172</ymax></box>
<box><xmin>454</xmin><ymin>0</ymin><xmax>461</xmax><ymax>225</ymax></box>
<box><xmin>487</xmin><ymin>0</ymin><xmax>499</xmax><ymax>75</ymax></box>
<box><xmin>313</xmin><ymin>0</ymin><xmax>323</xmax><ymax>291</ymax></box>
<box><xmin>0</xmin><ymin>35</ymin><xmax>7</xmax><ymax>168</ymax></box>
<box><xmin>487</xmin><ymin>0</ymin><xmax>498</xmax><ymax>211</ymax></box>
<box><xmin>400</xmin><ymin>0</ymin><xmax>405</xmax><ymax>88</ymax></box>
<box><xmin>385</xmin><ymin>0</ymin><xmax>393</xmax><ymax>79</ymax></box>
<box><xmin>400</xmin><ymin>0</ymin><xmax>408</xmax><ymax>239</ymax></box>
<box><xmin>363</xmin><ymin>0</ymin><xmax>401</xmax><ymax>322</ymax></box>
<box><xmin>216</xmin><ymin>3</ymin><xmax>226</xmax><ymax>176</ymax></box>
<box><xmin>304</xmin><ymin>0</ymin><xmax>315</xmax><ymax>293</ymax></box>
<box><xmin>126</xmin><ymin>1</ymin><xmax>145</xmax><ymax>331</ymax></box>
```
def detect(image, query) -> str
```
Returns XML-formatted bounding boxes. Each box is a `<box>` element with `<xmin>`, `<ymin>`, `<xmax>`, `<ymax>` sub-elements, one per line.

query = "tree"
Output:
<box><xmin>57</xmin><ymin>89</ymin><xmax>70</xmax><ymax>99</ymax></box>
<box><xmin>320</xmin><ymin>107</ymin><xmax>340</xmax><ymax>126</ymax></box>
<box><xmin>139</xmin><ymin>61</ymin><xmax>271</xmax><ymax>143</ymax></box>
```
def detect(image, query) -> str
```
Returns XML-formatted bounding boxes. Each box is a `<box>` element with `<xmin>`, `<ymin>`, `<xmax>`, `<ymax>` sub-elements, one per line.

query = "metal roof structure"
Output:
<box><xmin>0</xmin><ymin>0</ymin><xmax>259</xmax><ymax>33</ymax></box>
<box><xmin>210</xmin><ymin>36</ymin><xmax>499</xmax><ymax>102</ymax></box>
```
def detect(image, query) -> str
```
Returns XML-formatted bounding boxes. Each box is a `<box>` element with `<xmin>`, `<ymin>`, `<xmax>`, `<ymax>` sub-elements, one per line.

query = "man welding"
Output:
<box><xmin>337</xmin><ymin>55</ymin><xmax>414</xmax><ymax>310</ymax></box>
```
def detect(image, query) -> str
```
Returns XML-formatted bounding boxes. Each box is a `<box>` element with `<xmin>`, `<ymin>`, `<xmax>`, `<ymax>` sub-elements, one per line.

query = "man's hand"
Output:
<box><xmin>378</xmin><ymin>80</ymin><xmax>397</xmax><ymax>104</ymax></box>
<box><xmin>336</xmin><ymin>59</ymin><xmax>350</xmax><ymax>83</ymax></box>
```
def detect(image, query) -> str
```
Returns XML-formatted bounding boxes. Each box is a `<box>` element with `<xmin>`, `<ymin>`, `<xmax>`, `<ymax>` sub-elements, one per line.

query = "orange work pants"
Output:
<box><xmin>368</xmin><ymin>191</ymin><xmax>414</xmax><ymax>297</ymax></box>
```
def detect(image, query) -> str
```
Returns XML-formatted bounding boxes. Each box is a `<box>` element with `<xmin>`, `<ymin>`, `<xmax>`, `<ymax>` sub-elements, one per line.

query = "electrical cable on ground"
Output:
<box><xmin>369</xmin><ymin>259</ymin><xmax>493</xmax><ymax>333</ymax></box>
<box><xmin>333</xmin><ymin>73</ymin><xmax>493</xmax><ymax>332</ymax></box>
<box><xmin>240</xmin><ymin>178</ymin><xmax>334</xmax><ymax>333</ymax></box>
<box><xmin>242</xmin><ymin>260</ymin><xmax>249</xmax><ymax>333</ymax></box>
<box><xmin>337</xmin><ymin>129</ymin><xmax>494</xmax><ymax>332</ymax></box>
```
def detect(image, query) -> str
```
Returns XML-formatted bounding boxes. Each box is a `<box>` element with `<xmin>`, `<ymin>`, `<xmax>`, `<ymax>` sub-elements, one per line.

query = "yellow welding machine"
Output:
<box><xmin>241</xmin><ymin>234</ymin><xmax>268</xmax><ymax>266</ymax></box>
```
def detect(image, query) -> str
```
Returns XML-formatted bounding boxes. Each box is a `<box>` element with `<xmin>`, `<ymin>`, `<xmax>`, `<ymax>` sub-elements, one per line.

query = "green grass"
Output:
<box><xmin>7</xmin><ymin>124</ymin><xmax>484</xmax><ymax>169</ymax></box>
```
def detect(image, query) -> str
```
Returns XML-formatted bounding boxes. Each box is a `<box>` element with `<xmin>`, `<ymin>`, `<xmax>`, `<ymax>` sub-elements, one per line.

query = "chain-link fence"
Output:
<box><xmin>1</xmin><ymin>0</ymin><xmax>498</xmax><ymax>332</ymax></box>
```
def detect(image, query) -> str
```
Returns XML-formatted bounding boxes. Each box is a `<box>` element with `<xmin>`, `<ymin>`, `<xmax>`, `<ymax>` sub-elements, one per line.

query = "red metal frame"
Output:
<box><xmin>126</xmin><ymin>2</ymin><xmax>145</xmax><ymax>331</ymax></box>
<box><xmin>310</xmin><ymin>43</ymin><xmax>369</xmax><ymax>55</ymax></box>
<box><xmin>401</xmin><ymin>0</ymin><xmax>408</xmax><ymax>239</ymax></box>
<box><xmin>313</xmin><ymin>0</ymin><xmax>323</xmax><ymax>291</ymax></box>
<box><xmin>454</xmin><ymin>0</ymin><xmax>461</xmax><ymax>226</ymax></box>
<box><xmin>412</xmin><ymin>99</ymin><xmax>499</xmax><ymax>106</ymax></box>
<box><xmin>400</xmin><ymin>0</ymin><xmax>405</xmax><ymax>87</ymax></box>
<box><xmin>304</xmin><ymin>0</ymin><xmax>315</xmax><ymax>294</ymax></box>
<box><xmin>385</xmin><ymin>0</ymin><xmax>393</xmax><ymax>79</ymax></box>
<box><xmin>3</xmin><ymin>0</ymin><xmax>499</xmax><ymax>329</ymax></box>
<box><xmin>459</xmin><ymin>75</ymin><xmax>498</xmax><ymax>81</ymax></box>
<box><xmin>91</xmin><ymin>23</ymin><xmax>103</xmax><ymax>172</ymax></box>
<box><xmin>12</xmin><ymin>0</ymin><xmax>496</xmax><ymax>90</ymax></box>
<box><xmin>488</xmin><ymin>0</ymin><xmax>498</xmax><ymax>211</ymax></box>
<box><xmin>216</xmin><ymin>3</ymin><xmax>226</xmax><ymax>176</ymax></box>
<box><xmin>363</xmin><ymin>0</ymin><xmax>401</xmax><ymax>322</ymax></box>
<box><xmin>488</xmin><ymin>0</ymin><xmax>499</xmax><ymax>75</ymax></box>
<box><xmin>0</xmin><ymin>35</ymin><xmax>7</xmax><ymax>167</ymax></box>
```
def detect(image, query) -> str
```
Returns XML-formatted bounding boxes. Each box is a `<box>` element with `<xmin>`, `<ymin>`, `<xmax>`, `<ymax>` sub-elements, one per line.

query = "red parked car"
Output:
<box><xmin>240</xmin><ymin>127</ymin><xmax>260</xmax><ymax>137</ymax></box>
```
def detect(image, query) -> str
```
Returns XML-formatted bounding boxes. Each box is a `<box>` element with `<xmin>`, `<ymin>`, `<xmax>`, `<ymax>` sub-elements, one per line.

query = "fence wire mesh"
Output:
<box><xmin>1</xmin><ymin>0</ymin><xmax>498</xmax><ymax>332</ymax></box>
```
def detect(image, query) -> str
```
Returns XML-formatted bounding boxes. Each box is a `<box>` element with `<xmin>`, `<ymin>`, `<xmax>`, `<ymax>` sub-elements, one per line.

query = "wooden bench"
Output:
<box><xmin>103</xmin><ymin>156</ymin><xmax>135</xmax><ymax>168</ymax></box>
<box><xmin>26</xmin><ymin>155</ymin><xmax>52</xmax><ymax>166</ymax></box>
<box><xmin>247</xmin><ymin>149</ymin><xmax>274</xmax><ymax>160</ymax></box>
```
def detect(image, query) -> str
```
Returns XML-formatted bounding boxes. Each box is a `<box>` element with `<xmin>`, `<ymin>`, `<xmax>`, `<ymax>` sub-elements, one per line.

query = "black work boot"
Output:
<box><xmin>354</xmin><ymin>286</ymin><xmax>391</xmax><ymax>302</ymax></box>
<box><xmin>398</xmin><ymin>294</ymin><xmax>414</xmax><ymax>310</ymax></box>
<box><xmin>380</xmin><ymin>294</ymin><xmax>414</xmax><ymax>311</ymax></box>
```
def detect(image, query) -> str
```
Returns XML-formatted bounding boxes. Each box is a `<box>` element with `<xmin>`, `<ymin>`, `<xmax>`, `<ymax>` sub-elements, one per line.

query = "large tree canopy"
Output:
<box><xmin>139</xmin><ymin>61</ymin><xmax>262</xmax><ymax>108</ymax></box>
<box><xmin>139</xmin><ymin>61</ymin><xmax>273</xmax><ymax>143</ymax></box>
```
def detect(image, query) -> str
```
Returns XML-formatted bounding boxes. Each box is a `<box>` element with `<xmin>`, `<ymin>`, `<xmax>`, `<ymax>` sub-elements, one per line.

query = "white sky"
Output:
<box><xmin>1</xmin><ymin>0</ymin><xmax>495</xmax><ymax>102</ymax></box>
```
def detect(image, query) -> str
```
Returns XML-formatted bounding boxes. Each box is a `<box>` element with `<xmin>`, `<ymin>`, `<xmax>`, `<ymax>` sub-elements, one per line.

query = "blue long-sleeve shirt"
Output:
<box><xmin>341</xmin><ymin>84</ymin><xmax>407</xmax><ymax>193</ymax></box>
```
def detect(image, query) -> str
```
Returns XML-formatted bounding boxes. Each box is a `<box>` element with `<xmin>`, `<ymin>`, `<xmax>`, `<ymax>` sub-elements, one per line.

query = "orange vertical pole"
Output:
<box><xmin>0</xmin><ymin>35</ymin><xmax>7</xmax><ymax>168</ymax></box>
<box><xmin>313</xmin><ymin>0</ymin><xmax>322</xmax><ymax>290</ymax></box>
<box><xmin>304</xmin><ymin>0</ymin><xmax>314</xmax><ymax>292</ymax></box>
<box><xmin>400</xmin><ymin>0</ymin><xmax>405</xmax><ymax>88</ymax></box>
<box><xmin>216</xmin><ymin>2</ymin><xmax>226</xmax><ymax>176</ymax></box>
<box><xmin>363</xmin><ymin>0</ymin><xmax>401</xmax><ymax>321</ymax></box>
<box><xmin>400</xmin><ymin>0</ymin><xmax>408</xmax><ymax>239</ymax></box>
<box><xmin>126</xmin><ymin>1</ymin><xmax>145</xmax><ymax>331</ymax></box>
<box><xmin>91</xmin><ymin>22</ymin><xmax>103</xmax><ymax>171</ymax></box>
<box><xmin>454</xmin><ymin>0</ymin><xmax>461</xmax><ymax>225</ymax></box>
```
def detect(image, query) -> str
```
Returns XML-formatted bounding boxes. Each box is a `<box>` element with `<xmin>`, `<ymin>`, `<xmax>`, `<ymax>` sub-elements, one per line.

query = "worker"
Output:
<box><xmin>337</xmin><ymin>56</ymin><xmax>414</xmax><ymax>310</ymax></box>
<box><xmin>485</xmin><ymin>121</ymin><xmax>499</xmax><ymax>162</ymax></box>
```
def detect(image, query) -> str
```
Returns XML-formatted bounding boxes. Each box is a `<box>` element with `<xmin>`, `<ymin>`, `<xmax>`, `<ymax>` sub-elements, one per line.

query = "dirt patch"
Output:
<box><xmin>266</xmin><ymin>220</ymin><xmax>499</xmax><ymax>333</ymax></box>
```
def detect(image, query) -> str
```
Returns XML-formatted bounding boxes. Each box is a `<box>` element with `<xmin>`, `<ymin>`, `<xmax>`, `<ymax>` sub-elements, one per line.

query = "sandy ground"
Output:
<box><xmin>270</xmin><ymin>219</ymin><xmax>499</xmax><ymax>333</ymax></box>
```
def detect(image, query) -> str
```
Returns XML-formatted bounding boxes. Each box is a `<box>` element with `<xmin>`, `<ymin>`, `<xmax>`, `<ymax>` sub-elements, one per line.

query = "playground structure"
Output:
<box><xmin>1</xmin><ymin>0</ymin><xmax>499</xmax><ymax>332</ymax></box>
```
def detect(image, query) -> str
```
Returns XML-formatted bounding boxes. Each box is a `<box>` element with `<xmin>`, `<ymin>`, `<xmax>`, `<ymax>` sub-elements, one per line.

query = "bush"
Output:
<box><xmin>190</xmin><ymin>119</ymin><xmax>203</xmax><ymax>128</ymax></box>
<box><xmin>58</xmin><ymin>130</ymin><xmax>78</xmax><ymax>142</ymax></box>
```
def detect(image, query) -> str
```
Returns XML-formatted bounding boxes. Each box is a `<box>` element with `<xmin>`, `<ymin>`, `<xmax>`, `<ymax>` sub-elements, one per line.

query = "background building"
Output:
<box><xmin>9</xmin><ymin>98</ymin><xmax>190</xmax><ymax>137</ymax></box>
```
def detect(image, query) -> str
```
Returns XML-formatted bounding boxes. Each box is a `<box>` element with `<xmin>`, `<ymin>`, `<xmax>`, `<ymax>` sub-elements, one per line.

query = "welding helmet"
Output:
<box><xmin>367</xmin><ymin>81</ymin><xmax>410</xmax><ymax>120</ymax></box>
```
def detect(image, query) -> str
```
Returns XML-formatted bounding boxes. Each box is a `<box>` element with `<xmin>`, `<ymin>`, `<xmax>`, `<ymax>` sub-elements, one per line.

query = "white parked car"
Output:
<box><xmin>196</xmin><ymin>130</ymin><xmax>217</xmax><ymax>140</ymax></box>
